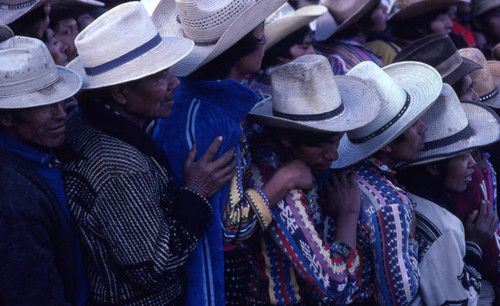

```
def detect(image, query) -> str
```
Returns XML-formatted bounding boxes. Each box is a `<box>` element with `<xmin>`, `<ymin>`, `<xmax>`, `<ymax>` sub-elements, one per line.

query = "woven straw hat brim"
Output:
<box><xmin>0</xmin><ymin>25</ymin><xmax>14</xmax><ymax>43</ymax></box>
<box><xmin>1</xmin><ymin>0</ymin><xmax>43</xmax><ymax>25</ymax></box>
<box><xmin>0</xmin><ymin>65</ymin><xmax>82</xmax><ymax>109</ymax></box>
<box><xmin>152</xmin><ymin>0</ymin><xmax>286</xmax><ymax>77</ymax></box>
<box><xmin>443</xmin><ymin>57</ymin><xmax>482</xmax><ymax>85</ymax></box>
<box><xmin>315</xmin><ymin>0</ymin><xmax>378</xmax><ymax>41</ymax></box>
<box><xmin>486</xmin><ymin>61</ymin><xmax>500</xmax><ymax>109</ymax></box>
<box><xmin>248</xmin><ymin>75</ymin><xmax>381</xmax><ymax>133</ymax></box>
<box><xmin>265</xmin><ymin>5</ymin><xmax>327</xmax><ymax>50</ymax></box>
<box><xmin>404</xmin><ymin>101</ymin><xmax>500</xmax><ymax>166</ymax></box>
<box><xmin>390</xmin><ymin>0</ymin><xmax>461</xmax><ymax>20</ymax></box>
<box><xmin>332</xmin><ymin>61</ymin><xmax>442</xmax><ymax>169</ymax></box>
<box><xmin>67</xmin><ymin>36</ymin><xmax>194</xmax><ymax>89</ymax></box>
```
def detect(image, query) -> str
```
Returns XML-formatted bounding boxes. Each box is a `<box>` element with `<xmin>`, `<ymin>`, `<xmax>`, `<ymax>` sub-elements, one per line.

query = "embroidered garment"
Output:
<box><xmin>248</xmin><ymin>66</ymin><xmax>279</xmax><ymax>101</ymax></box>
<box><xmin>245</xmin><ymin>142</ymin><xmax>360</xmax><ymax>305</ymax></box>
<box><xmin>323</xmin><ymin>158</ymin><xmax>420</xmax><ymax>304</ymax></box>
<box><xmin>153</xmin><ymin>77</ymin><xmax>271</xmax><ymax>306</ymax></box>
<box><xmin>314</xmin><ymin>35</ymin><xmax>384</xmax><ymax>75</ymax></box>
<box><xmin>63</xmin><ymin>101</ymin><xmax>212</xmax><ymax>305</ymax></box>
<box><xmin>409</xmin><ymin>192</ymin><xmax>481</xmax><ymax>305</ymax></box>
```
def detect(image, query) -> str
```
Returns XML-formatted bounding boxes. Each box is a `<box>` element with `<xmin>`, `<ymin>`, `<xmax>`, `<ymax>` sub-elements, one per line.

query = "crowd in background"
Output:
<box><xmin>3</xmin><ymin>0</ymin><xmax>500</xmax><ymax>305</ymax></box>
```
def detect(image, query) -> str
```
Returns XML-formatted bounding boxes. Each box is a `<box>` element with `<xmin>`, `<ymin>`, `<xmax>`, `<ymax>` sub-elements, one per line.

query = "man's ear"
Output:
<box><xmin>424</xmin><ymin>163</ymin><xmax>440</xmax><ymax>177</ymax></box>
<box><xmin>110</xmin><ymin>85</ymin><xmax>128</xmax><ymax>106</ymax></box>
<box><xmin>0</xmin><ymin>112</ymin><xmax>14</xmax><ymax>128</ymax></box>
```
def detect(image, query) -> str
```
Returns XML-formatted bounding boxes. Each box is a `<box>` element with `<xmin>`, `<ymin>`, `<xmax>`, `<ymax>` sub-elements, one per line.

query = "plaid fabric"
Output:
<box><xmin>323</xmin><ymin>158</ymin><xmax>420</xmax><ymax>304</ymax></box>
<box><xmin>245</xmin><ymin>143</ymin><xmax>360</xmax><ymax>304</ymax></box>
<box><xmin>63</xmin><ymin>104</ymin><xmax>212</xmax><ymax>305</ymax></box>
<box><xmin>314</xmin><ymin>35</ymin><xmax>383</xmax><ymax>75</ymax></box>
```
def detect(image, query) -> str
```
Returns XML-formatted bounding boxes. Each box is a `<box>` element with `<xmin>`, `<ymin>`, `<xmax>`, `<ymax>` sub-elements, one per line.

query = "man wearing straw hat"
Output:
<box><xmin>471</xmin><ymin>0</ymin><xmax>500</xmax><ymax>59</ymax></box>
<box><xmin>246</xmin><ymin>54</ymin><xmax>381</xmax><ymax>304</ymax></box>
<box><xmin>147</xmin><ymin>0</ymin><xmax>305</xmax><ymax>304</ymax></box>
<box><xmin>62</xmin><ymin>2</ymin><xmax>237</xmax><ymax>304</ymax></box>
<box><xmin>330</xmin><ymin>61</ymin><xmax>443</xmax><ymax>304</ymax></box>
<box><xmin>397</xmin><ymin>84</ymin><xmax>500</xmax><ymax>305</ymax></box>
<box><xmin>0</xmin><ymin>36</ymin><xmax>86</xmax><ymax>305</ymax></box>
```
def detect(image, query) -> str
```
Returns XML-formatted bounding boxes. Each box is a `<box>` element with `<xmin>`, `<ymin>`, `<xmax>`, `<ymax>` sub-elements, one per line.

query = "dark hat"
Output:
<box><xmin>393</xmin><ymin>34</ymin><xmax>482</xmax><ymax>85</ymax></box>
<box><xmin>471</xmin><ymin>0</ymin><xmax>500</xmax><ymax>19</ymax></box>
<box><xmin>390</xmin><ymin>0</ymin><xmax>461</xmax><ymax>20</ymax></box>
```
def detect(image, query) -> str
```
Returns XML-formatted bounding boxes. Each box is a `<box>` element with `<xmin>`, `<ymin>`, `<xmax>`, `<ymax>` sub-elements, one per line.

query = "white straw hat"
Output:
<box><xmin>404</xmin><ymin>84</ymin><xmax>500</xmax><ymax>166</ymax></box>
<box><xmin>147</xmin><ymin>0</ymin><xmax>286</xmax><ymax>77</ymax></box>
<box><xmin>0</xmin><ymin>24</ymin><xmax>14</xmax><ymax>42</ymax></box>
<box><xmin>332</xmin><ymin>61</ymin><xmax>442</xmax><ymax>169</ymax></box>
<box><xmin>315</xmin><ymin>0</ymin><xmax>379</xmax><ymax>41</ymax></box>
<box><xmin>67</xmin><ymin>2</ymin><xmax>194</xmax><ymax>89</ymax></box>
<box><xmin>248</xmin><ymin>54</ymin><xmax>381</xmax><ymax>133</ymax></box>
<box><xmin>0</xmin><ymin>0</ymin><xmax>43</xmax><ymax>25</ymax></box>
<box><xmin>264</xmin><ymin>3</ymin><xmax>327</xmax><ymax>50</ymax></box>
<box><xmin>0</xmin><ymin>36</ymin><xmax>82</xmax><ymax>109</ymax></box>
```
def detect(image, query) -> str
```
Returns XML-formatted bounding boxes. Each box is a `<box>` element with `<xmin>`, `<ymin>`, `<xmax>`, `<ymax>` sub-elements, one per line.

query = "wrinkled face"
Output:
<box><xmin>483</xmin><ymin>8</ymin><xmax>500</xmax><ymax>42</ymax></box>
<box><xmin>54</xmin><ymin>18</ymin><xmax>79</xmax><ymax>62</ymax></box>
<box><xmin>121</xmin><ymin>69</ymin><xmax>180</xmax><ymax>125</ymax></box>
<box><xmin>389</xmin><ymin>118</ymin><xmax>427</xmax><ymax>162</ymax></box>
<box><xmin>443</xmin><ymin>151</ymin><xmax>476</xmax><ymax>192</ymax></box>
<box><xmin>234</xmin><ymin>23</ymin><xmax>267</xmax><ymax>76</ymax></box>
<box><xmin>291</xmin><ymin>133</ymin><xmax>344</xmax><ymax>175</ymax></box>
<box><xmin>456</xmin><ymin>75</ymin><xmax>479</xmax><ymax>102</ymax></box>
<box><xmin>430</xmin><ymin>13</ymin><xmax>453</xmax><ymax>34</ymax></box>
<box><xmin>369</xmin><ymin>2</ymin><xmax>388</xmax><ymax>33</ymax></box>
<box><xmin>289</xmin><ymin>32</ymin><xmax>316</xmax><ymax>60</ymax></box>
<box><xmin>1</xmin><ymin>101</ymin><xmax>67</xmax><ymax>149</ymax></box>
<box><xmin>44</xmin><ymin>28</ymin><xmax>68</xmax><ymax>66</ymax></box>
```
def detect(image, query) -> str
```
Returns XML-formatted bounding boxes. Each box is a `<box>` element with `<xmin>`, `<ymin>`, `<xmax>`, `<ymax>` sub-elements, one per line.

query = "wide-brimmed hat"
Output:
<box><xmin>315</xmin><ymin>0</ymin><xmax>379</xmax><ymax>41</ymax></box>
<box><xmin>390</xmin><ymin>0</ymin><xmax>461</xmax><ymax>20</ymax></box>
<box><xmin>403</xmin><ymin>84</ymin><xmax>500</xmax><ymax>166</ymax></box>
<box><xmin>332</xmin><ymin>61</ymin><xmax>442</xmax><ymax>169</ymax></box>
<box><xmin>0</xmin><ymin>24</ymin><xmax>14</xmax><ymax>42</ymax></box>
<box><xmin>50</xmin><ymin>0</ymin><xmax>104</xmax><ymax>16</ymax></box>
<box><xmin>264</xmin><ymin>3</ymin><xmax>327</xmax><ymax>50</ymax></box>
<box><xmin>393</xmin><ymin>34</ymin><xmax>481</xmax><ymax>85</ymax></box>
<box><xmin>458</xmin><ymin>48</ymin><xmax>500</xmax><ymax>108</ymax></box>
<box><xmin>493</xmin><ymin>42</ymin><xmax>500</xmax><ymax>61</ymax></box>
<box><xmin>471</xmin><ymin>0</ymin><xmax>500</xmax><ymax>19</ymax></box>
<box><xmin>249</xmin><ymin>54</ymin><xmax>381</xmax><ymax>133</ymax></box>
<box><xmin>67</xmin><ymin>2</ymin><xmax>194</xmax><ymax>89</ymax></box>
<box><xmin>0</xmin><ymin>36</ymin><xmax>82</xmax><ymax>109</ymax></box>
<box><xmin>147</xmin><ymin>0</ymin><xmax>286</xmax><ymax>77</ymax></box>
<box><xmin>0</xmin><ymin>0</ymin><xmax>44</xmax><ymax>25</ymax></box>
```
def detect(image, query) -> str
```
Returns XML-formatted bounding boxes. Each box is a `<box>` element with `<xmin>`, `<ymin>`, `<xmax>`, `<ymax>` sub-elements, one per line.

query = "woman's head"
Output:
<box><xmin>261</xmin><ymin>26</ymin><xmax>315</xmax><ymax>69</ymax></box>
<box><xmin>189</xmin><ymin>23</ymin><xmax>266</xmax><ymax>81</ymax></box>
<box><xmin>392</xmin><ymin>7</ymin><xmax>452</xmax><ymax>40</ymax></box>
<box><xmin>265</xmin><ymin>127</ymin><xmax>344</xmax><ymax>174</ymax></box>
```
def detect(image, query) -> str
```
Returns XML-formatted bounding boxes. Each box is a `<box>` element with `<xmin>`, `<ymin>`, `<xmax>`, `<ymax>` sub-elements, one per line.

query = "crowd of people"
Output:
<box><xmin>2</xmin><ymin>0</ymin><xmax>500</xmax><ymax>305</ymax></box>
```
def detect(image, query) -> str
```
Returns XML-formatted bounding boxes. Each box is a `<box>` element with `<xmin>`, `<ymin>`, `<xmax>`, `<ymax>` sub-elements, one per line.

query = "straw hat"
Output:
<box><xmin>493</xmin><ymin>43</ymin><xmax>500</xmax><ymax>61</ymax></box>
<box><xmin>264</xmin><ymin>3</ymin><xmax>327</xmax><ymax>50</ymax></box>
<box><xmin>404</xmin><ymin>84</ymin><xmax>500</xmax><ymax>166</ymax></box>
<box><xmin>148</xmin><ymin>0</ymin><xmax>286</xmax><ymax>77</ymax></box>
<box><xmin>390</xmin><ymin>0</ymin><xmax>461</xmax><ymax>20</ymax></box>
<box><xmin>315</xmin><ymin>0</ymin><xmax>379</xmax><ymax>41</ymax></box>
<box><xmin>332</xmin><ymin>61</ymin><xmax>442</xmax><ymax>169</ymax></box>
<box><xmin>0</xmin><ymin>0</ymin><xmax>44</xmax><ymax>25</ymax></box>
<box><xmin>0</xmin><ymin>36</ymin><xmax>82</xmax><ymax>109</ymax></box>
<box><xmin>471</xmin><ymin>0</ymin><xmax>500</xmax><ymax>19</ymax></box>
<box><xmin>393</xmin><ymin>34</ymin><xmax>481</xmax><ymax>85</ymax></box>
<box><xmin>67</xmin><ymin>2</ymin><xmax>194</xmax><ymax>89</ymax></box>
<box><xmin>458</xmin><ymin>48</ymin><xmax>500</xmax><ymax>108</ymax></box>
<box><xmin>0</xmin><ymin>24</ymin><xmax>14</xmax><ymax>42</ymax></box>
<box><xmin>248</xmin><ymin>54</ymin><xmax>381</xmax><ymax>133</ymax></box>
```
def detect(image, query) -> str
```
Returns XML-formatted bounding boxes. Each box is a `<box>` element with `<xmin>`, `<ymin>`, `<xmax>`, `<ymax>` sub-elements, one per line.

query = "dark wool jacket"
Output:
<box><xmin>0</xmin><ymin>148</ymin><xmax>77</xmax><ymax>305</ymax></box>
<box><xmin>62</xmin><ymin>101</ymin><xmax>212</xmax><ymax>305</ymax></box>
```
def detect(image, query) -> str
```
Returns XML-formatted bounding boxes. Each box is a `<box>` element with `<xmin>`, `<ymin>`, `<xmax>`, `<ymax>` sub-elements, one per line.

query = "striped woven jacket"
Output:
<box><xmin>63</xmin><ymin>102</ymin><xmax>213</xmax><ymax>305</ymax></box>
<box><xmin>314</xmin><ymin>35</ymin><xmax>383</xmax><ymax>75</ymax></box>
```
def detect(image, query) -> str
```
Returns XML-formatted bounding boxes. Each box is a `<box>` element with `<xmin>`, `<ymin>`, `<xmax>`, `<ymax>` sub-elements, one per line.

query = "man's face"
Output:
<box><xmin>456</xmin><ymin>75</ymin><xmax>479</xmax><ymax>102</ymax></box>
<box><xmin>0</xmin><ymin>102</ymin><xmax>67</xmax><ymax>149</ymax></box>
<box><xmin>54</xmin><ymin>18</ymin><xmax>79</xmax><ymax>62</ymax></box>
<box><xmin>388</xmin><ymin>118</ymin><xmax>427</xmax><ymax>162</ymax></box>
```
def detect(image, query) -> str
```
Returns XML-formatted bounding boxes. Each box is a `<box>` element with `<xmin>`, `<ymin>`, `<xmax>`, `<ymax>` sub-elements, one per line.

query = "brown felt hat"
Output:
<box><xmin>390</xmin><ymin>0</ymin><xmax>461</xmax><ymax>20</ymax></box>
<box><xmin>393</xmin><ymin>34</ymin><xmax>482</xmax><ymax>85</ymax></box>
<box><xmin>471</xmin><ymin>0</ymin><xmax>500</xmax><ymax>19</ymax></box>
